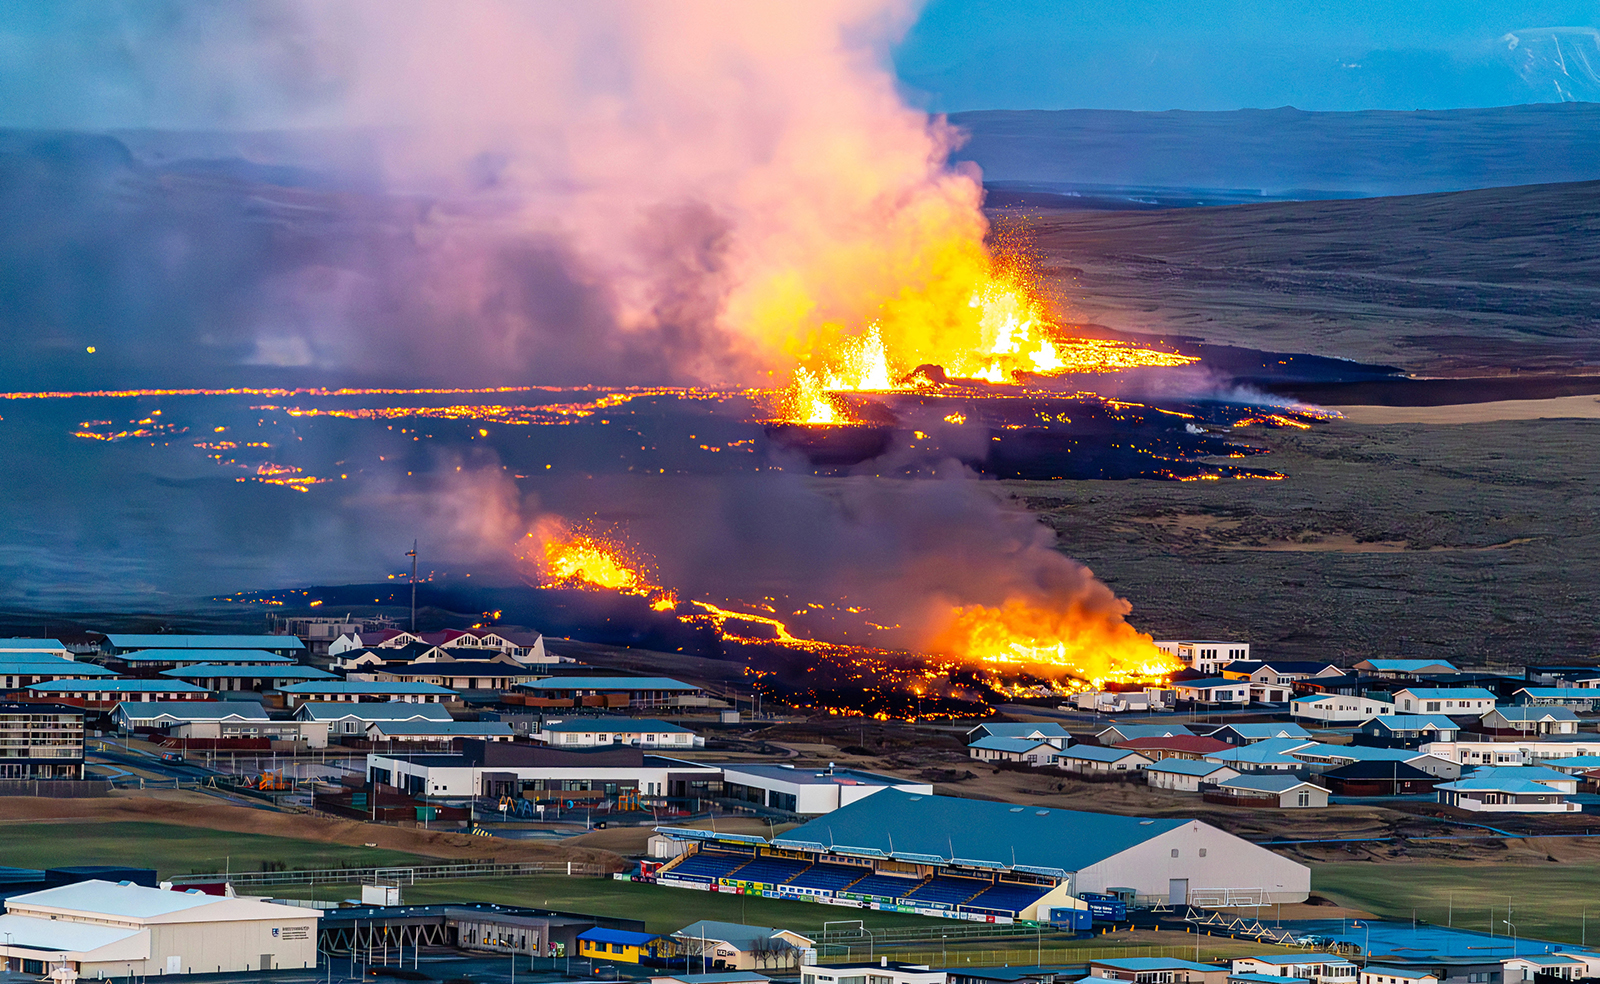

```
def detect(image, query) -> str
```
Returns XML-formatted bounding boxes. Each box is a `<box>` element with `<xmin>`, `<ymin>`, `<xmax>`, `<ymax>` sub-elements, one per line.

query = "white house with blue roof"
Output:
<box><xmin>1479</xmin><ymin>705</ymin><xmax>1581</xmax><ymax>736</ymax></box>
<box><xmin>1205</xmin><ymin>738</ymin><xmax>1314</xmax><ymax>774</ymax></box>
<box><xmin>969</xmin><ymin>736</ymin><xmax>1060</xmax><ymax>766</ymax></box>
<box><xmin>1232</xmin><ymin>955</ymin><xmax>1356</xmax><ymax>984</ymax></box>
<box><xmin>1173</xmin><ymin>678</ymin><xmax>1251</xmax><ymax>706</ymax></box>
<box><xmin>102</xmin><ymin>634</ymin><xmax>305</xmax><ymax>657</ymax></box>
<box><xmin>1291</xmin><ymin>694</ymin><xmax>1394</xmax><ymax>724</ymax></box>
<box><xmin>1514</xmin><ymin>687</ymin><xmax>1600</xmax><ymax>712</ymax></box>
<box><xmin>1392</xmin><ymin>688</ymin><xmax>1495</xmax><ymax>715</ymax></box>
<box><xmin>1502</xmin><ymin>951</ymin><xmax>1600</xmax><ymax>983</ymax></box>
<box><xmin>966</xmin><ymin>722</ymin><xmax>1072</xmax><ymax>748</ymax></box>
<box><xmin>1146</xmin><ymin>759</ymin><xmax>1240</xmax><ymax>792</ymax></box>
<box><xmin>1434</xmin><ymin>774</ymin><xmax>1578</xmax><ymax>813</ymax></box>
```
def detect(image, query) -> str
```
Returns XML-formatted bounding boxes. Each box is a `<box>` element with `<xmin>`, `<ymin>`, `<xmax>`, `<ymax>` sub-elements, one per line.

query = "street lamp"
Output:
<box><xmin>1504</xmin><ymin>911</ymin><xmax>1517</xmax><ymax>959</ymax></box>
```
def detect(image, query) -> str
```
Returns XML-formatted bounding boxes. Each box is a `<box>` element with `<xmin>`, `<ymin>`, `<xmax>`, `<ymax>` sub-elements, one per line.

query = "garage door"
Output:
<box><xmin>1169</xmin><ymin>879</ymin><xmax>1188</xmax><ymax>904</ymax></box>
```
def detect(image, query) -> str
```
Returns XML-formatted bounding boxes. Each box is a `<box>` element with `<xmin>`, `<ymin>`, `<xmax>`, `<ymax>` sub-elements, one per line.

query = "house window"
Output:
<box><xmin>1171</xmin><ymin>849</ymin><xmax>1179</xmax><ymax>857</ymax></box>
<box><xmin>1198</xmin><ymin>848</ymin><xmax>1207</xmax><ymax>857</ymax></box>
<box><xmin>1297</xmin><ymin>792</ymin><xmax>1310</xmax><ymax>806</ymax></box>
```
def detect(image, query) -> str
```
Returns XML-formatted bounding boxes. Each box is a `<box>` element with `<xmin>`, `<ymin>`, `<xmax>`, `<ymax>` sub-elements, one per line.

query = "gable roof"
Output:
<box><xmin>113</xmin><ymin>700</ymin><xmax>270</xmax><ymax>722</ymax></box>
<box><xmin>1147</xmin><ymin>759</ymin><xmax>1237</xmax><ymax>777</ymax></box>
<box><xmin>775</xmin><ymin>790</ymin><xmax>1187</xmax><ymax>873</ymax></box>
<box><xmin>579</xmin><ymin>927</ymin><xmax>660</xmax><ymax>946</ymax></box>
<box><xmin>1056</xmin><ymin>745</ymin><xmax>1147</xmax><ymax>763</ymax></box>
<box><xmin>1321</xmin><ymin>760</ymin><xmax>1436</xmax><ymax>781</ymax></box>
<box><xmin>0</xmin><ymin>639</ymin><xmax>69</xmax><ymax>652</ymax></box>
<box><xmin>119</xmin><ymin>648</ymin><xmax>293</xmax><ymax>664</ymax></box>
<box><xmin>1218</xmin><ymin>774</ymin><xmax>1318</xmax><ymax>793</ymax></box>
<box><xmin>104</xmin><ymin>634</ymin><xmax>304</xmax><ymax>651</ymax></box>
<box><xmin>295</xmin><ymin>701</ymin><xmax>455</xmax><ymax>722</ymax></box>
<box><xmin>1213</xmin><ymin>723</ymin><xmax>1312</xmax><ymax>739</ymax></box>
<box><xmin>1364</xmin><ymin>714</ymin><xmax>1459</xmax><ymax>731</ymax></box>
<box><xmin>28</xmin><ymin>680</ymin><xmax>208</xmax><ymax>693</ymax></box>
<box><xmin>542</xmin><ymin>718</ymin><xmax>692</xmax><ymax>734</ymax></box>
<box><xmin>160</xmin><ymin>664</ymin><xmax>337</xmax><ymax>680</ymax></box>
<box><xmin>518</xmin><ymin>676</ymin><xmax>697</xmax><ymax>691</ymax></box>
<box><xmin>276</xmin><ymin>681</ymin><xmax>456</xmax><ymax>695</ymax></box>
<box><xmin>672</xmin><ymin>921</ymin><xmax>811</xmax><ymax>950</ymax></box>
<box><xmin>0</xmin><ymin>660</ymin><xmax>115</xmax><ymax>676</ymax></box>
<box><xmin>1435</xmin><ymin>777</ymin><xmax>1565</xmax><ymax>795</ymax></box>
<box><xmin>1464</xmin><ymin>766</ymin><xmax>1574</xmax><ymax>785</ymax></box>
<box><xmin>968</xmin><ymin>722</ymin><xmax>1072</xmax><ymax>740</ymax></box>
<box><xmin>1173</xmin><ymin>677</ymin><xmax>1246</xmax><ymax>691</ymax></box>
<box><xmin>1517</xmin><ymin>687</ymin><xmax>1600</xmax><ymax>701</ymax></box>
<box><xmin>1489</xmin><ymin>706</ymin><xmax>1580</xmax><ymax>722</ymax></box>
<box><xmin>1115</xmin><ymin>736</ymin><xmax>1233</xmax><ymax>755</ymax></box>
<box><xmin>1097</xmin><ymin>724</ymin><xmax>1195</xmax><ymax>741</ymax></box>
<box><xmin>1357</xmin><ymin>659</ymin><xmax>1459</xmax><ymax>673</ymax></box>
<box><xmin>970</xmin><ymin>736</ymin><xmax>1056</xmax><ymax>754</ymax></box>
<box><xmin>1395</xmin><ymin>687</ymin><xmax>1496</xmax><ymax>700</ymax></box>
<box><xmin>368</xmin><ymin>721</ymin><xmax>513</xmax><ymax>737</ymax></box>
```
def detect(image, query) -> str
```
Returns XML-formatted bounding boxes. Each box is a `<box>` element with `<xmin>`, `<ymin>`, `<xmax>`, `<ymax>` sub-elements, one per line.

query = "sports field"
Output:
<box><xmin>1313</xmin><ymin>863</ymin><xmax>1600</xmax><ymax>946</ymax></box>
<box><xmin>0</xmin><ymin>821</ymin><xmax>428</xmax><ymax>878</ymax></box>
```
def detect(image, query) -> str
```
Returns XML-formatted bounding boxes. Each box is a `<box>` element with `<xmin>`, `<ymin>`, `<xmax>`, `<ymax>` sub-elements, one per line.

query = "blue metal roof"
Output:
<box><xmin>969</xmin><ymin>736</ymin><xmax>1056</xmax><ymax>753</ymax></box>
<box><xmin>277</xmin><ymin>681</ymin><xmax>456</xmax><ymax>694</ymax></box>
<box><xmin>160</xmin><ymin>664</ymin><xmax>337</xmax><ymax>680</ymax></box>
<box><xmin>519</xmin><ymin>676</ymin><xmax>697</xmax><ymax>691</ymax></box>
<box><xmin>120</xmin><ymin>649</ymin><xmax>292</xmax><ymax>664</ymax></box>
<box><xmin>1099</xmin><ymin>724</ymin><xmax>1195</xmax><ymax>740</ymax></box>
<box><xmin>1218</xmin><ymin>774</ymin><xmax>1315</xmax><ymax>793</ymax></box>
<box><xmin>1365</xmin><ymin>715</ymin><xmax>1458</xmax><ymax>731</ymax></box>
<box><xmin>773</xmin><ymin>790</ymin><xmax>1186</xmax><ymax>872</ymax></box>
<box><xmin>1491</xmin><ymin>706</ymin><xmax>1580</xmax><ymax>722</ymax></box>
<box><xmin>1436</xmin><ymin>777</ymin><xmax>1563</xmax><ymax>794</ymax></box>
<box><xmin>1359</xmin><ymin>659</ymin><xmax>1459</xmax><ymax>672</ymax></box>
<box><xmin>579</xmin><ymin>927</ymin><xmax>659</xmax><ymax>946</ymax></box>
<box><xmin>970</xmin><ymin>723</ymin><xmax>1072</xmax><ymax>739</ymax></box>
<box><xmin>0</xmin><ymin>661</ymin><xmax>115</xmax><ymax>676</ymax></box>
<box><xmin>542</xmin><ymin>718</ymin><xmax>690</xmax><ymax>733</ymax></box>
<box><xmin>1148</xmin><ymin>759</ymin><xmax>1234</xmax><ymax>776</ymax></box>
<box><xmin>27</xmin><ymin>680</ymin><xmax>208</xmax><ymax>693</ymax></box>
<box><xmin>1094</xmin><ymin>959</ymin><xmax>1222</xmax><ymax>971</ymax></box>
<box><xmin>1517</xmin><ymin>687</ymin><xmax>1600</xmax><ymax>701</ymax></box>
<box><xmin>0</xmin><ymin>639</ymin><xmax>68</xmax><ymax>652</ymax></box>
<box><xmin>105</xmin><ymin>634</ymin><xmax>304</xmax><ymax>651</ymax></box>
<box><xmin>1057</xmin><ymin>745</ymin><xmax>1144</xmax><ymax>762</ymax></box>
<box><xmin>1396</xmin><ymin>687</ymin><xmax>1496</xmax><ymax>700</ymax></box>
<box><xmin>1215</xmin><ymin>723</ymin><xmax>1311</xmax><ymax>739</ymax></box>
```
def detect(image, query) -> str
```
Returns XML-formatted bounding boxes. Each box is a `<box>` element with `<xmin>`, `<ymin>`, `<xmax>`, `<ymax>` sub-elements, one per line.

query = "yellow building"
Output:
<box><xmin>578</xmin><ymin>928</ymin><xmax>671</xmax><ymax>964</ymax></box>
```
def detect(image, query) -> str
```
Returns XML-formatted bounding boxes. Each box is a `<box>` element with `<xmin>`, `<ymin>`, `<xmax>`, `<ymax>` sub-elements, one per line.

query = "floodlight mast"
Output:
<box><xmin>407</xmin><ymin>541</ymin><xmax>418</xmax><ymax>631</ymax></box>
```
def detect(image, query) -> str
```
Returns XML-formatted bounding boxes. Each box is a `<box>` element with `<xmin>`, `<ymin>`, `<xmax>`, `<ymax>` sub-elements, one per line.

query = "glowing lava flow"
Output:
<box><xmin>775</xmin><ymin>251</ymin><xmax>1198</xmax><ymax>424</ymax></box>
<box><xmin>524</xmin><ymin>516</ymin><xmax>1180</xmax><ymax>696</ymax></box>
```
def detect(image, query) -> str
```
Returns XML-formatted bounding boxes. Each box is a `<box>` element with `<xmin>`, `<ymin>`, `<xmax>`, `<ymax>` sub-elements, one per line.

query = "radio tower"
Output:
<box><xmin>407</xmin><ymin>540</ymin><xmax>418</xmax><ymax>632</ymax></box>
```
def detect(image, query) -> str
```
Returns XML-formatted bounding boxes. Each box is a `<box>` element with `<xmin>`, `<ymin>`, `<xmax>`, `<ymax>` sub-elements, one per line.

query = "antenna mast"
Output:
<box><xmin>407</xmin><ymin>540</ymin><xmax>418</xmax><ymax>632</ymax></box>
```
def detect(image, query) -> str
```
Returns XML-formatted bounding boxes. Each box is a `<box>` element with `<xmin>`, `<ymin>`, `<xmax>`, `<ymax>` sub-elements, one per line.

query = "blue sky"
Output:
<box><xmin>894</xmin><ymin>0</ymin><xmax>1600</xmax><ymax>112</ymax></box>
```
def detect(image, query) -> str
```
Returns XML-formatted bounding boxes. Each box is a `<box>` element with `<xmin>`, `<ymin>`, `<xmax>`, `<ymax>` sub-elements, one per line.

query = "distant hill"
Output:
<box><xmin>950</xmin><ymin>103</ymin><xmax>1600</xmax><ymax>201</ymax></box>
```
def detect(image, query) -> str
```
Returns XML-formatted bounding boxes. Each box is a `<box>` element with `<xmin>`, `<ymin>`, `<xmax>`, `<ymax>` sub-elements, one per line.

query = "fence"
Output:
<box><xmin>167</xmin><ymin>860</ymin><xmax>608</xmax><ymax>889</ymax></box>
<box><xmin>0</xmin><ymin>779</ymin><xmax>111</xmax><ymax>798</ymax></box>
<box><xmin>817</xmin><ymin>942</ymin><xmax>1299</xmax><ymax>968</ymax></box>
<box><xmin>818</xmin><ymin>923</ymin><xmax>1058</xmax><ymax>946</ymax></box>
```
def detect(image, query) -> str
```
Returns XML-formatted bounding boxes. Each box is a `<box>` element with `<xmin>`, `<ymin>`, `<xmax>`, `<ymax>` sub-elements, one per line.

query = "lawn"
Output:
<box><xmin>0</xmin><ymin>821</ymin><xmax>429</xmax><ymax>879</ymax></box>
<box><xmin>275</xmin><ymin>875</ymin><xmax>988</xmax><ymax>934</ymax></box>
<box><xmin>1313</xmin><ymin>863</ymin><xmax>1600</xmax><ymax>946</ymax></box>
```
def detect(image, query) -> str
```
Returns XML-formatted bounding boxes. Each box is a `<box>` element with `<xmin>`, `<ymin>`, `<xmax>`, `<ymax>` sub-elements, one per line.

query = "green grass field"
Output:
<box><xmin>1313</xmin><ymin>863</ymin><xmax>1600</xmax><ymax>946</ymax></box>
<box><xmin>0</xmin><ymin>821</ymin><xmax>428</xmax><ymax>879</ymax></box>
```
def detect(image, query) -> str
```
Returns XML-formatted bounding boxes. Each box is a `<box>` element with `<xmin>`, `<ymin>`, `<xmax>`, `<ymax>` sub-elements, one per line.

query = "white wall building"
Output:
<box><xmin>1233</xmin><ymin>956</ymin><xmax>1357</xmax><ymax>984</ymax></box>
<box><xmin>0</xmin><ymin>880</ymin><xmax>318</xmax><ymax>978</ymax></box>
<box><xmin>1420</xmin><ymin>739</ymin><xmax>1600</xmax><ymax>767</ymax></box>
<box><xmin>1147</xmin><ymin>760</ymin><xmax>1240</xmax><ymax>792</ymax></box>
<box><xmin>1290</xmin><ymin>695</ymin><xmax>1395</xmax><ymax>724</ymax></box>
<box><xmin>719</xmin><ymin>764</ymin><xmax>933</xmax><ymax>815</ymax></box>
<box><xmin>1391</xmin><ymin>688</ymin><xmax>1496</xmax><ymax>715</ymax></box>
<box><xmin>293</xmin><ymin>700</ymin><xmax>454</xmax><ymax>738</ymax></box>
<box><xmin>535</xmin><ymin>718</ymin><xmax>699</xmax><ymax>749</ymax></box>
<box><xmin>1155</xmin><ymin>641</ymin><xmax>1250</xmax><ymax>676</ymax></box>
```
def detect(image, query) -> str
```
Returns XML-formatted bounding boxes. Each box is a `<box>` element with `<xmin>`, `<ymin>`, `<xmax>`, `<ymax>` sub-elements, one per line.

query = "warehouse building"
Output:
<box><xmin>654</xmin><ymin>789</ymin><xmax>1309</xmax><ymax>920</ymax></box>
<box><xmin>111</xmin><ymin>649</ymin><xmax>294</xmax><ymax>672</ymax></box>
<box><xmin>102</xmin><ymin>635</ymin><xmax>307</xmax><ymax>658</ymax></box>
<box><xmin>368</xmin><ymin>740</ymin><xmax>721</xmax><ymax>800</ymax></box>
<box><xmin>719</xmin><ymin>764</ymin><xmax>932</xmax><ymax>815</ymax></box>
<box><xmin>294</xmin><ymin>700</ymin><xmax>455</xmax><ymax>737</ymax></box>
<box><xmin>513</xmin><ymin>676</ymin><xmax>703</xmax><ymax>709</ymax></box>
<box><xmin>0</xmin><ymin>656</ymin><xmax>118</xmax><ymax>690</ymax></box>
<box><xmin>534</xmin><ymin>718</ymin><xmax>699</xmax><ymax>749</ymax></box>
<box><xmin>26</xmin><ymin>679</ymin><xmax>211</xmax><ymax>708</ymax></box>
<box><xmin>274</xmin><ymin>680</ymin><xmax>456</xmax><ymax>706</ymax></box>
<box><xmin>0</xmin><ymin>879</ymin><xmax>318</xmax><ymax>976</ymax></box>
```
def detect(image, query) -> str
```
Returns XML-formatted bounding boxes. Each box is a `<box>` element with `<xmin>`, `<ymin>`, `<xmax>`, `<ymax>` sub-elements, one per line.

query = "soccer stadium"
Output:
<box><xmin>650</xmin><ymin>791</ymin><xmax>1309</xmax><ymax>923</ymax></box>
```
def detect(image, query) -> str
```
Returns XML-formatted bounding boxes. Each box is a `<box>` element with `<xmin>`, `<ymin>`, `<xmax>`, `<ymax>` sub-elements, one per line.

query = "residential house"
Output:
<box><xmin>1319</xmin><ymin>760</ymin><xmax>1442</xmax><ymax>797</ymax></box>
<box><xmin>1205</xmin><ymin>775</ymin><xmax>1328</xmax><ymax>809</ymax></box>
<box><xmin>805</xmin><ymin>964</ymin><xmax>946</xmax><ymax>984</ymax></box>
<box><xmin>514</xmin><ymin>676</ymin><xmax>704</xmax><ymax>709</ymax></box>
<box><xmin>366</xmin><ymin>720</ymin><xmax>514</xmax><ymax>743</ymax></box>
<box><xmin>358</xmin><ymin>659</ymin><xmax>547</xmax><ymax>692</ymax></box>
<box><xmin>1207</xmin><ymin>723</ymin><xmax>1312</xmax><ymax>746</ymax></box>
<box><xmin>671</xmin><ymin>921</ymin><xmax>814</xmax><ymax>972</ymax></box>
<box><xmin>1231</xmin><ymin>956</ymin><xmax>1357</xmax><ymax>984</ymax></box>
<box><xmin>1173</xmin><ymin>679</ymin><xmax>1251</xmax><ymax>706</ymax></box>
<box><xmin>1463</xmin><ymin>766</ymin><xmax>1579</xmax><ymax>794</ymax></box>
<box><xmin>1089</xmin><ymin>957</ymin><xmax>1230</xmax><ymax>984</ymax></box>
<box><xmin>1096</xmin><ymin>724</ymin><xmax>1195</xmax><ymax>744</ymax></box>
<box><xmin>1477</xmin><ymin>706</ymin><xmax>1580</xmax><ymax>737</ymax></box>
<box><xmin>1114</xmin><ymin>735</ymin><xmax>1234</xmax><ymax>761</ymax></box>
<box><xmin>1053</xmin><ymin>745</ymin><xmax>1153</xmax><ymax>774</ymax></box>
<box><xmin>1391</xmin><ymin>688</ymin><xmax>1496</xmax><ymax>716</ymax></box>
<box><xmin>1421</xmin><ymin>738</ymin><xmax>1600</xmax><ymax>767</ymax></box>
<box><xmin>274</xmin><ymin>681</ymin><xmax>456</xmax><ymax>706</ymax></box>
<box><xmin>1351</xmin><ymin>715</ymin><xmax>1460</xmax><ymax>749</ymax></box>
<box><xmin>1154</xmin><ymin>641</ymin><xmax>1251</xmax><ymax>676</ymax></box>
<box><xmin>1360</xmin><ymin>968</ymin><xmax>1440</xmax><ymax>984</ymax></box>
<box><xmin>1146</xmin><ymin>759</ymin><xmax>1241</xmax><ymax>792</ymax></box>
<box><xmin>1525</xmin><ymin>665</ymin><xmax>1600</xmax><ymax>687</ymax></box>
<box><xmin>1204</xmin><ymin>738</ymin><xmax>1313</xmax><ymax>774</ymax></box>
<box><xmin>113</xmin><ymin>700</ymin><xmax>271</xmax><ymax>732</ymax></box>
<box><xmin>1503</xmin><ymin>954</ymin><xmax>1600</xmax><ymax>984</ymax></box>
<box><xmin>969</xmin><ymin>736</ymin><xmax>1060</xmax><ymax>766</ymax></box>
<box><xmin>1513</xmin><ymin>688</ymin><xmax>1600</xmax><ymax>712</ymax></box>
<box><xmin>1287</xmin><ymin>744</ymin><xmax>1461</xmax><ymax>779</ymax></box>
<box><xmin>966</xmin><ymin>722</ymin><xmax>1072</xmax><ymax>748</ymax></box>
<box><xmin>536</xmin><ymin>718</ymin><xmax>700</xmax><ymax>750</ymax></box>
<box><xmin>1435</xmin><ymin>775</ymin><xmax>1578</xmax><ymax>813</ymax></box>
<box><xmin>1290</xmin><ymin>694</ymin><xmax>1395</xmax><ymax>724</ymax></box>
<box><xmin>293</xmin><ymin>700</ymin><xmax>455</xmax><ymax>738</ymax></box>
<box><xmin>157</xmin><ymin>663</ymin><xmax>338</xmax><ymax>693</ymax></box>
<box><xmin>1531</xmin><ymin>755</ymin><xmax>1600</xmax><ymax>776</ymax></box>
<box><xmin>1352</xmin><ymin>660</ymin><xmax>1460</xmax><ymax>679</ymax></box>
<box><xmin>24</xmin><ymin>679</ymin><xmax>211</xmax><ymax>708</ymax></box>
<box><xmin>577</xmin><ymin>927</ymin><xmax>675</xmax><ymax>965</ymax></box>
<box><xmin>1220</xmin><ymin>661</ymin><xmax>1345</xmax><ymax>703</ymax></box>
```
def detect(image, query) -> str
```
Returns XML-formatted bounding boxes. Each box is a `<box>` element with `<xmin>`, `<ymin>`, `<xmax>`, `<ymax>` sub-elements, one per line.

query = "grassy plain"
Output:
<box><xmin>1313</xmin><ymin>863</ymin><xmax>1600</xmax><ymax>945</ymax></box>
<box><xmin>0</xmin><ymin>820</ymin><xmax>428</xmax><ymax>878</ymax></box>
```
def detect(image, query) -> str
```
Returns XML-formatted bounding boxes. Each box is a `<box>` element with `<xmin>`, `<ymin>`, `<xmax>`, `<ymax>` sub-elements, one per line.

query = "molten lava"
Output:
<box><xmin>522</xmin><ymin>513</ymin><xmax>1180</xmax><ymax>708</ymax></box>
<box><xmin>773</xmin><ymin>247</ymin><xmax>1198</xmax><ymax>425</ymax></box>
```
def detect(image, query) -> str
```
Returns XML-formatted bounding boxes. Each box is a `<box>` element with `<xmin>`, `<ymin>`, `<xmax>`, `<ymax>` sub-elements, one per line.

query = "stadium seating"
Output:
<box><xmin>963</xmin><ymin>881</ymin><xmax>1050</xmax><ymax>914</ymax></box>
<box><xmin>785</xmin><ymin>865</ymin><xmax>866</xmax><ymax>893</ymax></box>
<box><xmin>905</xmin><ymin>876</ymin><xmax>989</xmax><ymax>906</ymax></box>
<box><xmin>664</xmin><ymin>851</ymin><xmax>752</xmax><ymax>881</ymax></box>
<box><xmin>842</xmin><ymin>874</ymin><xmax>926</xmax><ymax>899</ymax></box>
<box><xmin>730</xmin><ymin>857</ymin><xmax>813</xmax><ymax>885</ymax></box>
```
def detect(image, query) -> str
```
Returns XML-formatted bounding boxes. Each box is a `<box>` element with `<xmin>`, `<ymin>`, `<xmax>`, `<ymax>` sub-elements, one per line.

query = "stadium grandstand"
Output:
<box><xmin>650</xmin><ymin>791</ymin><xmax>1308</xmax><ymax>923</ymax></box>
